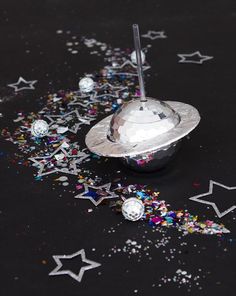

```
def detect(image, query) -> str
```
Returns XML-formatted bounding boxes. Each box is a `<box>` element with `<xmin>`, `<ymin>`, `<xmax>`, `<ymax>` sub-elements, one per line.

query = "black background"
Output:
<box><xmin>1</xmin><ymin>0</ymin><xmax>236</xmax><ymax>295</ymax></box>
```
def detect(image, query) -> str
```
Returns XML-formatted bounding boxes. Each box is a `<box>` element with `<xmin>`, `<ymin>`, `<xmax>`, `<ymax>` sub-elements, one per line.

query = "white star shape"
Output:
<box><xmin>94</xmin><ymin>82</ymin><xmax>128</xmax><ymax>100</ymax></box>
<box><xmin>49</xmin><ymin>249</ymin><xmax>101</xmax><ymax>283</ymax></box>
<box><xmin>177</xmin><ymin>51</ymin><xmax>213</xmax><ymax>64</ymax></box>
<box><xmin>45</xmin><ymin>109</ymin><xmax>96</xmax><ymax>134</ymax></box>
<box><xmin>189</xmin><ymin>180</ymin><xmax>236</xmax><ymax>218</ymax></box>
<box><xmin>7</xmin><ymin>76</ymin><xmax>38</xmax><ymax>92</ymax></box>
<box><xmin>29</xmin><ymin>144</ymin><xmax>89</xmax><ymax>177</ymax></box>
<box><xmin>141</xmin><ymin>30</ymin><xmax>167</xmax><ymax>40</ymax></box>
<box><xmin>75</xmin><ymin>183</ymin><xmax>118</xmax><ymax>206</ymax></box>
<box><xmin>68</xmin><ymin>93</ymin><xmax>99</xmax><ymax>107</ymax></box>
<box><xmin>105</xmin><ymin>60</ymin><xmax>150</xmax><ymax>77</ymax></box>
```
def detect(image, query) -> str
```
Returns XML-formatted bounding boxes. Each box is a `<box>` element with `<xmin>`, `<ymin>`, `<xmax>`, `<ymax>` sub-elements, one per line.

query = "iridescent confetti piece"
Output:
<box><xmin>57</xmin><ymin>126</ymin><xmax>68</xmax><ymax>134</ymax></box>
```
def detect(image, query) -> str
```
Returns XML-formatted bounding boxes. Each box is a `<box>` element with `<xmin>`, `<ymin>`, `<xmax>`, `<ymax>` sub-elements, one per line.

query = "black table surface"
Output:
<box><xmin>1</xmin><ymin>0</ymin><xmax>236</xmax><ymax>295</ymax></box>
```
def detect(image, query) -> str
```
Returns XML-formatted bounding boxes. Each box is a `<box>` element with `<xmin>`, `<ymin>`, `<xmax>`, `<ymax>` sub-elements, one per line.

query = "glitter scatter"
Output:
<box><xmin>113</xmin><ymin>185</ymin><xmax>230</xmax><ymax>235</ymax></box>
<box><xmin>0</xmin><ymin>27</ymin><xmax>233</xmax><ymax>296</ymax></box>
<box><xmin>158</xmin><ymin>268</ymin><xmax>208</xmax><ymax>292</ymax></box>
<box><xmin>0</xmin><ymin>35</ymin><xmax>230</xmax><ymax>236</ymax></box>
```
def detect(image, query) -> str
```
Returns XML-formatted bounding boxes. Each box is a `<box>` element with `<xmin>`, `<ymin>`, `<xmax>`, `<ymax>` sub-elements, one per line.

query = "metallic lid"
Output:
<box><xmin>85</xmin><ymin>98</ymin><xmax>201</xmax><ymax>157</ymax></box>
<box><xmin>108</xmin><ymin>98</ymin><xmax>180</xmax><ymax>144</ymax></box>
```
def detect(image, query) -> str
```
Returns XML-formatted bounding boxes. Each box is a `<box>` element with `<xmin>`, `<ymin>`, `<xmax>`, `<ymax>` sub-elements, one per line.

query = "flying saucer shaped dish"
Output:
<box><xmin>85</xmin><ymin>97</ymin><xmax>200</xmax><ymax>157</ymax></box>
<box><xmin>85</xmin><ymin>24</ymin><xmax>201</xmax><ymax>172</ymax></box>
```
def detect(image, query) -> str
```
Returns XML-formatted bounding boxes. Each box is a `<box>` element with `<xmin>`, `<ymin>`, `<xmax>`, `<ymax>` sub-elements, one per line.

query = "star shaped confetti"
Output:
<box><xmin>189</xmin><ymin>180</ymin><xmax>236</xmax><ymax>218</ymax></box>
<box><xmin>45</xmin><ymin>109</ymin><xmax>96</xmax><ymax>134</ymax></box>
<box><xmin>94</xmin><ymin>82</ymin><xmax>128</xmax><ymax>100</ymax></box>
<box><xmin>141</xmin><ymin>30</ymin><xmax>167</xmax><ymax>40</ymax></box>
<box><xmin>75</xmin><ymin>182</ymin><xmax>118</xmax><ymax>206</ymax></box>
<box><xmin>105</xmin><ymin>60</ymin><xmax>150</xmax><ymax>77</ymax></box>
<box><xmin>68</xmin><ymin>93</ymin><xmax>99</xmax><ymax>107</ymax></box>
<box><xmin>49</xmin><ymin>249</ymin><xmax>101</xmax><ymax>283</ymax></box>
<box><xmin>29</xmin><ymin>143</ymin><xmax>89</xmax><ymax>177</ymax></box>
<box><xmin>177</xmin><ymin>51</ymin><xmax>213</xmax><ymax>64</ymax></box>
<box><xmin>7</xmin><ymin>76</ymin><xmax>38</xmax><ymax>92</ymax></box>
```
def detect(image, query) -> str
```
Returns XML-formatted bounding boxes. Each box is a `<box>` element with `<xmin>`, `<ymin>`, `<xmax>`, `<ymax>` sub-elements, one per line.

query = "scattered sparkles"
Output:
<box><xmin>0</xmin><ymin>30</ymin><xmax>230</xmax><ymax>295</ymax></box>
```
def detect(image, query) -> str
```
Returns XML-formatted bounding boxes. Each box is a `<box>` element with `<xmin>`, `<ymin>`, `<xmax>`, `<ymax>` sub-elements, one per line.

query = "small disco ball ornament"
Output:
<box><xmin>122</xmin><ymin>197</ymin><xmax>145</xmax><ymax>221</ymax></box>
<box><xmin>79</xmin><ymin>77</ymin><xmax>94</xmax><ymax>93</ymax></box>
<box><xmin>31</xmin><ymin>119</ymin><xmax>49</xmax><ymax>138</ymax></box>
<box><xmin>131</xmin><ymin>50</ymin><xmax>145</xmax><ymax>64</ymax></box>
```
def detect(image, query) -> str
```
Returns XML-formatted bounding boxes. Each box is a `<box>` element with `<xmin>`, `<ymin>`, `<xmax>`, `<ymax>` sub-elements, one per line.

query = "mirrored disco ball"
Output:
<box><xmin>122</xmin><ymin>197</ymin><xmax>145</xmax><ymax>221</ymax></box>
<box><xmin>79</xmin><ymin>77</ymin><xmax>94</xmax><ymax>93</ymax></box>
<box><xmin>130</xmin><ymin>50</ymin><xmax>145</xmax><ymax>64</ymax></box>
<box><xmin>31</xmin><ymin>119</ymin><xmax>49</xmax><ymax>138</ymax></box>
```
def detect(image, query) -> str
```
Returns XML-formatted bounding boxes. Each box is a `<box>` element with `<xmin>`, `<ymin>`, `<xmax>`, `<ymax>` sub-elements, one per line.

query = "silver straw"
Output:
<box><xmin>133</xmin><ymin>24</ymin><xmax>147</xmax><ymax>102</ymax></box>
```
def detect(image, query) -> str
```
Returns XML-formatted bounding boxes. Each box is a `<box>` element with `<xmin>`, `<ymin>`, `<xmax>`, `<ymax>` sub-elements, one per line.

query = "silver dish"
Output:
<box><xmin>85</xmin><ymin>97</ymin><xmax>200</xmax><ymax>172</ymax></box>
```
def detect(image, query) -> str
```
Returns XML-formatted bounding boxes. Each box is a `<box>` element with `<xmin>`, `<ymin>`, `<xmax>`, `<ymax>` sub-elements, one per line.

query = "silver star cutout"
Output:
<box><xmin>141</xmin><ymin>30</ymin><xmax>167</xmax><ymax>40</ymax></box>
<box><xmin>68</xmin><ymin>93</ymin><xmax>99</xmax><ymax>107</ymax></box>
<box><xmin>177</xmin><ymin>51</ymin><xmax>213</xmax><ymax>64</ymax></box>
<box><xmin>29</xmin><ymin>143</ymin><xmax>89</xmax><ymax>177</ymax></box>
<box><xmin>106</xmin><ymin>60</ymin><xmax>150</xmax><ymax>77</ymax></box>
<box><xmin>75</xmin><ymin>182</ymin><xmax>118</xmax><ymax>206</ymax></box>
<box><xmin>94</xmin><ymin>82</ymin><xmax>128</xmax><ymax>100</ymax></box>
<box><xmin>45</xmin><ymin>109</ymin><xmax>96</xmax><ymax>134</ymax></box>
<box><xmin>189</xmin><ymin>180</ymin><xmax>236</xmax><ymax>218</ymax></box>
<box><xmin>49</xmin><ymin>249</ymin><xmax>101</xmax><ymax>283</ymax></box>
<box><xmin>7</xmin><ymin>76</ymin><xmax>38</xmax><ymax>92</ymax></box>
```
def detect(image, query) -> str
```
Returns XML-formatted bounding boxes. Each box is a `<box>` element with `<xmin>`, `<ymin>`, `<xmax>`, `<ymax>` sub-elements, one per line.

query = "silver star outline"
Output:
<box><xmin>105</xmin><ymin>60</ymin><xmax>150</xmax><ymax>77</ymax></box>
<box><xmin>49</xmin><ymin>249</ymin><xmax>101</xmax><ymax>283</ymax></box>
<box><xmin>94</xmin><ymin>82</ymin><xmax>128</xmax><ymax>100</ymax></box>
<box><xmin>29</xmin><ymin>144</ymin><xmax>89</xmax><ymax>177</ymax></box>
<box><xmin>189</xmin><ymin>180</ymin><xmax>236</xmax><ymax>218</ymax></box>
<box><xmin>68</xmin><ymin>93</ymin><xmax>99</xmax><ymax>107</ymax></box>
<box><xmin>7</xmin><ymin>76</ymin><xmax>38</xmax><ymax>92</ymax></box>
<box><xmin>141</xmin><ymin>30</ymin><xmax>167</xmax><ymax>40</ymax></box>
<box><xmin>177</xmin><ymin>51</ymin><xmax>213</xmax><ymax>64</ymax></box>
<box><xmin>75</xmin><ymin>182</ymin><xmax>118</xmax><ymax>206</ymax></box>
<box><xmin>45</xmin><ymin>109</ymin><xmax>96</xmax><ymax>134</ymax></box>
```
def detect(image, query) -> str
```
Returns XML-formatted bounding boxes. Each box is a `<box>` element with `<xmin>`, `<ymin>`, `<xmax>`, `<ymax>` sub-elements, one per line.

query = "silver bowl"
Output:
<box><xmin>85</xmin><ymin>97</ymin><xmax>200</xmax><ymax>172</ymax></box>
<box><xmin>120</xmin><ymin>140</ymin><xmax>181</xmax><ymax>172</ymax></box>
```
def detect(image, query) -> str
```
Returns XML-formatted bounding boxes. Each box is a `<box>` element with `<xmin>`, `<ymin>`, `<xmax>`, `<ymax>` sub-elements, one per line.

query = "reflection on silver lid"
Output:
<box><xmin>85</xmin><ymin>98</ymin><xmax>200</xmax><ymax>158</ymax></box>
<box><xmin>108</xmin><ymin>98</ymin><xmax>180</xmax><ymax>144</ymax></box>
